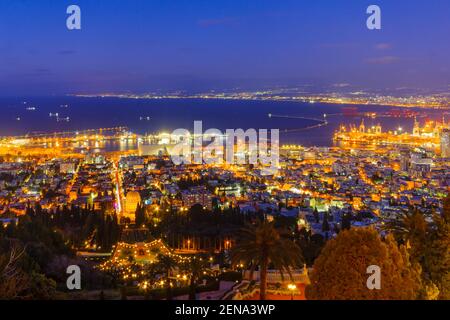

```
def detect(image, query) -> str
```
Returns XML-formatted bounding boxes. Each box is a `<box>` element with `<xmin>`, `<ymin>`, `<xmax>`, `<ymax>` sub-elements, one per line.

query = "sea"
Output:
<box><xmin>0</xmin><ymin>96</ymin><xmax>444</xmax><ymax>149</ymax></box>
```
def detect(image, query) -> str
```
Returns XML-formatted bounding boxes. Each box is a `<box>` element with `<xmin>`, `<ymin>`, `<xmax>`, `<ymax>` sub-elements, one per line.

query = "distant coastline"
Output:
<box><xmin>70</xmin><ymin>91</ymin><xmax>450</xmax><ymax>110</ymax></box>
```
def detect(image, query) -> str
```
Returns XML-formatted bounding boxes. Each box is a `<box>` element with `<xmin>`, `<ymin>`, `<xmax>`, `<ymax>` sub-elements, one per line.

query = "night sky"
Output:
<box><xmin>0</xmin><ymin>0</ymin><xmax>449</xmax><ymax>95</ymax></box>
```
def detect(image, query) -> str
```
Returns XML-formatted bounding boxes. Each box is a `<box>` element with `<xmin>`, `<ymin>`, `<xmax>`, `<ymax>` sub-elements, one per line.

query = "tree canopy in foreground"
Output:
<box><xmin>306</xmin><ymin>227</ymin><xmax>421</xmax><ymax>300</ymax></box>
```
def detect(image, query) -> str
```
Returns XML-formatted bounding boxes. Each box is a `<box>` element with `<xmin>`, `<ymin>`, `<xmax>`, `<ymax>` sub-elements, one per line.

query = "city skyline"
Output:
<box><xmin>1</xmin><ymin>0</ymin><xmax>449</xmax><ymax>304</ymax></box>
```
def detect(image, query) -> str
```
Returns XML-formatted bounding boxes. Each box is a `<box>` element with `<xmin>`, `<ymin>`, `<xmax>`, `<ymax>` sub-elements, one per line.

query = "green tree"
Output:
<box><xmin>424</xmin><ymin>198</ymin><xmax>450</xmax><ymax>299</ymax></box>
<box><xmin>383</xmin><ymin>209</ymin><xmax>428</xmax><ymax>264</ymax></box>
<box><xmin>111</xmin><ymin>213</ymin><xmax>120</xmax><ymax>245</ymax></box>
<box><xmin>306</xmin><ymin>228</ymin><xmax>422</xmax><ymax>300</ymax></box>
<box><xmin>322</xmin><ymin>213</ymin><xmax>330</xmax><ymax>233</ymax></box>
<box><xmin>181</xmin><ymin>256</ymin><xmax>211</xmax><ymax>300</ymax></box>
<box><xmin>231</xmin><ymin>220</ymin><xmax>303</xmax><ymax>300</ymax></box>
<box><xmin>341</xmin><ymin>212</ymin><xmax>352</xmax><ymax>230</ymax></box>
<box><xmin>0</xmin><ymin>244</ymin><xmax>58</xmax><ymax>300</ymax></box>
<box><xmin>313</xmin><ymin>208</ymin><xmax>319</xmax><ymax>223</ymax></box>
<box><xmin>384</xmin><ymin>196</ymin><xmax>450</xmax><ymax>300</ymax></box>
<box><xmin>135</xmin><ymin>202</ymin><xmax>145</xmax><ymax>227</ymax></box>
<box><xmin>153</xmin><ymin>253</ymin><xmax>179</xmax><ymax>300</ymax></box>
<box><xmin>0</xmin><ymin>246</ymin><xmax>28</xmax><ymax>299</ymax></box>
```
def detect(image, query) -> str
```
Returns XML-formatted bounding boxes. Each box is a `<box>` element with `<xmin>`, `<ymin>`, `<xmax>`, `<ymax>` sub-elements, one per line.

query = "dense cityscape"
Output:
<box><xmin>1</xmin><ymin>0</ymin><xmax>449</xmax><ymax>307</ymax></box>
<box><xmin>1</xmin><ymin>115</ymin><xmax>449</xmax><ymax>300</ymax></box>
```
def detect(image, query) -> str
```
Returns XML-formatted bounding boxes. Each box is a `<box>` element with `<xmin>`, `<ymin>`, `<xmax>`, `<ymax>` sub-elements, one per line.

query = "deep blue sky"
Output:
<box><xmin>0</xmin><ymin>0</ymin><xmax>449</xmax><ymax>95</ymax></box>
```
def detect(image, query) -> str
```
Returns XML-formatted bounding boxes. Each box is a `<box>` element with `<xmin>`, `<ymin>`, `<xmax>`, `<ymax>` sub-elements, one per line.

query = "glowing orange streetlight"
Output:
<box><xmin>287</xmin><ymin>283</ymin><xmax>297</xmax><ymax>300</ymax></box>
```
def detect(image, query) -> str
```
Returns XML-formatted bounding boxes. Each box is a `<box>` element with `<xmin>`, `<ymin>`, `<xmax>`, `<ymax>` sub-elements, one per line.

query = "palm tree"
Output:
<box><xmin>383</xmin><ymin>209</ymin><xmax>428</xmax><ymax>263</ymax></box>
<box><xmin>153</xmin><ymin>253</ymin><xmax>179</xmax><ymax>300</ymax></box>
<box><xmin>181</xmin><ymin>255</ymin><xmax>211</xmax><ymax>300</ymax></box>
<box><xmin>231</xmin><ymin>220</ymin><xmax>303</xmax><ymax>300</ymax></box>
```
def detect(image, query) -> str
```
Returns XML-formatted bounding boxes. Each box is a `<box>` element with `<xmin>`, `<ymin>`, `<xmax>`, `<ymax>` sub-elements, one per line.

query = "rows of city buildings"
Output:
<box><xmin>2</xmin><ymin>121</ymin><xmax>450</xmax><ymax>243</ymax></box>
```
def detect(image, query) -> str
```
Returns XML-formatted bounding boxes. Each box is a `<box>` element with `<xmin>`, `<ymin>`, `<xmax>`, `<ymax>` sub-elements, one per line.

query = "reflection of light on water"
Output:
<box><xmin>27</xmin><ymin>137</ymin><xmax>140</xmax><ymax>153</ymax></box>
<box><xmin>11</xmin><ymin>139</ymin><xmax>29</xmax><ymax>146</ymax></box>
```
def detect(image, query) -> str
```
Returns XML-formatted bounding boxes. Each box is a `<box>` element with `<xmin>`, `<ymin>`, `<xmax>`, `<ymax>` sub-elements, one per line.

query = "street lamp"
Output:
<box><xmin>287</xmin><ymin>283</ymin><xmax>297</xmax><ymax>300</ymax></box>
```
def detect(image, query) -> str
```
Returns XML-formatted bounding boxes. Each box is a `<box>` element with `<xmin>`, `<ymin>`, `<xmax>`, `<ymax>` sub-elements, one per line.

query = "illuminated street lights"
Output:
<box><xmin>287</xmin><ymin>283</ymin><xmax>297</xmax><ymax>300</ymax></box>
